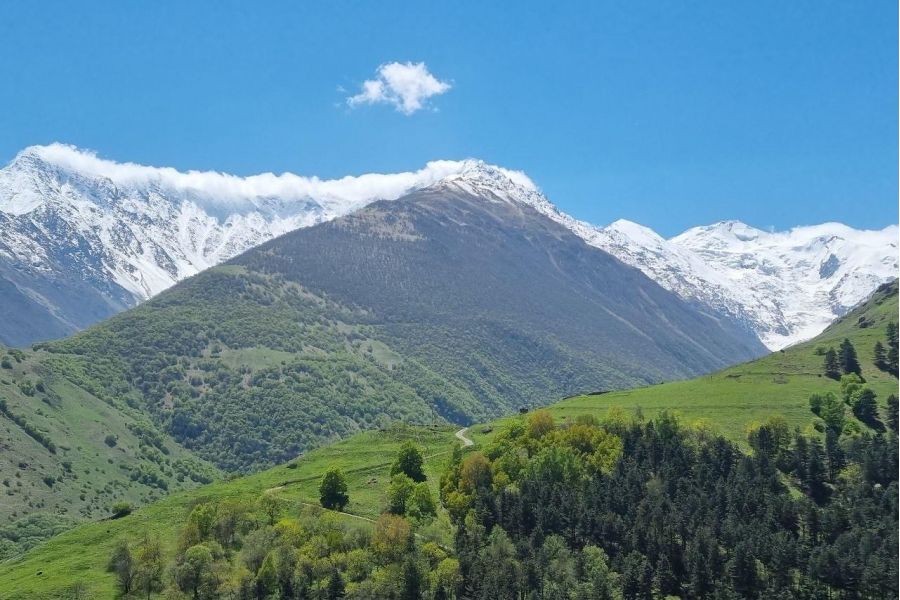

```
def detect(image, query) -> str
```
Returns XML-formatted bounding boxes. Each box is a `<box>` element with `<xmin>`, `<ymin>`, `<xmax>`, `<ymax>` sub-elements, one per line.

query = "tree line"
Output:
<box><xmin>441</xmin><ymin>408</ymin><xmax>897</xmax><ymax>599</ymax></box>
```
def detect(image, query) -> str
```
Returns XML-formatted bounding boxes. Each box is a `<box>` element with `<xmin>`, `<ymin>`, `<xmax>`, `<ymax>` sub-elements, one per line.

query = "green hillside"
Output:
<box><xmin>32</xmin><ymin>187</ymin><xmax>765</xmax><ymax>480</ymax></box>
<box><xmin>1</xmin><ymin>282</ymin><xmax>894</xmax><ymax>598</ymax></box>
<box><xmin>0</xmin><ymin>188</ymin><xmax>767</xmax><ymax>538</ymax></box>
<box><xmin>471</xmin><ymin>279</ymin><xmax>900</xmax><ymax>447</ymax></box>
<box><xmin>0</xmin><ymin>425</ymin><xmax>458</xmax><ymax>599</ymax></box>
<box><xmin>0</xmin><ymin>348</ymin><xmax>217</xmax><ymax>560</ymax></box>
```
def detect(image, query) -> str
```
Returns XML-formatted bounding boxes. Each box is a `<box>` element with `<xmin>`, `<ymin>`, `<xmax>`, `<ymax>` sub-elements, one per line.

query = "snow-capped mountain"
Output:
<box><xmin>0</xmin><ymin>143</ymin><xmax>896</xmax><ymax>349</ymax></box>
<box><xmin>430</xmin><ymin>165</ymin><xmax>898</xmax><ymax>349</ymax></box>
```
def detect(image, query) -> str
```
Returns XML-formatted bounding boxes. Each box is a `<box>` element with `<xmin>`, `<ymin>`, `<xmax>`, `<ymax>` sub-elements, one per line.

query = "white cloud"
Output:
<box><xmin>347</xmin><ymin>62</ymin><xmax>451</xmax><ymax>115</ymax></box>
<box><xmin>10</xmin><ymin>144</ymin><xmax>537</xmax><ymax>216</ymax></box>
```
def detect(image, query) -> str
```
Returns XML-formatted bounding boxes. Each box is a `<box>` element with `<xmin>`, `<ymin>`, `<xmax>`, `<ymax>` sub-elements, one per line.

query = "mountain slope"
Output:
<box><xmin>0</xmin><ymin>425</ymin><xmax>459</xmax><ymax>600</ymax></box>
<box><xmin>2</xmin><ymin>144</ymin><xmax>895</xmax><ymax>349</ymax></box>
<box><xmin>0</xmin><ymin>146</ymin><xmax>516</xmax><ymax>346</ymax></box>
<box><xmin>2</xmin><ymin>283</ymin><xmax>895</xmax><ymax>600</ymax></box>
<box><xmin>0</xmin><ymin>346</ymin><xmax>218</xmax><ymax>558</ymax></box>
<box><xmin>588</xmin><ymin>219</ymin><xmax>898</xmax><ymax>349</ymax></box>
<box><xmin>473</xmin><ymin>279</ymin><xmax>899</xmax><ymax>446</ymax></box>
<box><xmin>32</xmin><ymin>182</ymin><xmax>763</xmax><ymax>478</ymax></box>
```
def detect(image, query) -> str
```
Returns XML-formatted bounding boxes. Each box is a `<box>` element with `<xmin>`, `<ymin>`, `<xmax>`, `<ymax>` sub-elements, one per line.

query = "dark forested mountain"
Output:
<box><xmin>235</xmin><ymin>183</ymin><xmax>766</xmax><ymax>391</ymax></box>
<box><xmin>34</xmin><ymin>181</ymin><xmax>764</xmax><ymax>476</ymax></box>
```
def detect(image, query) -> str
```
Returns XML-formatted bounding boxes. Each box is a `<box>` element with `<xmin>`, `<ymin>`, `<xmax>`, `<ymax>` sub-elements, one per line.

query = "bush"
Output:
<box><xmin>111</xmin><ymin>501</ymin><xmax>133</xmax><ymax>519</ymax></box>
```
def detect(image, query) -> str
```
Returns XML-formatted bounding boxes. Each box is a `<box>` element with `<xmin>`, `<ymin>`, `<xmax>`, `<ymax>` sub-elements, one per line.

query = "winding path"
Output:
<box><xmin>455</xmin><ymin>427</ymin><xmax>474</xmax><ymax>447</ymax></box>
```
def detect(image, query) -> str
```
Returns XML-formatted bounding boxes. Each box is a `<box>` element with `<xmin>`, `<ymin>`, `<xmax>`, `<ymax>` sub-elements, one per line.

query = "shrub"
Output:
<box><xmin>111</xmin><ymin>501</ymin><xmax>133</xmax><ymax>519</ymax></box>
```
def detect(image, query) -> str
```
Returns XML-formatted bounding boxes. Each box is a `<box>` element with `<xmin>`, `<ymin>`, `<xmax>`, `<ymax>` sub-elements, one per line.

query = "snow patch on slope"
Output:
<box><xmin>1</xmin><ymin>144</ymin><xmax>896</xmax><ymax>350</ymax></box>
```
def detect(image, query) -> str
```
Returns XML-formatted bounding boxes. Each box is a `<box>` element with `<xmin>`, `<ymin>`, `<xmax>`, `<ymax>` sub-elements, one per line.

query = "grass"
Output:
<box><xmin>1</xmin><ymin>282</ymin><xmax>895</xmax><ymax>598</ymax></box>
<box><xmin>0</xmin><ymin>351</ymin><xmax>217</xmax><ymax>532</ymax></box>
<box><xmin>470</xmin><ymin>281</ymin><xmax>899</xmax><ymax>447</ymax></box>
<box><xmin>0</xmin><ymin>425</ymin><xmax>458</xmax><ymax>600</ymax></box>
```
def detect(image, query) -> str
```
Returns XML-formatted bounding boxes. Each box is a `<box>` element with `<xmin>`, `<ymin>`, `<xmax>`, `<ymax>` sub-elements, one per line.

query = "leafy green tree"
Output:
<box><xmin>407</xmin><ymin>482</ymin><xmax>437</xmax><ymax>523</ymax></box>
<box><xmin>257</xmin><ymin>492</ymin><xmax>282</xmax><ymax>525</ymax></box>
<box><xmin>840</xmin><ymin>373</ymin><xmax>865</xmax><ymax>404</ymax></box>
<box><xmin>823</xmin><ymin>347</ymin><xmax>841</xmax><ymax>380</ymax></box>
<box><xmin>133</xmin><ymin>534</ymin><xmax>164</xmax><ymax>600</ymax></box>
<box><xmin>174</xmin><ymin>544</ymin><xmax>220</xmax><ymax>600</ymax></box>
<box><xmin>372</xmin><ymin>513</ymin><xmax>413</xmax><ymax>562</ymax></box>
<box><xmin>319</xmin><ymin>467</ymin><xmax>349</xmax><ymax>510</ymax></box>
<box><xmin>107</xmin><ymin>540</ymin><xmax>135</xmax><ymax>595</ymax></box>
<box><xmin>430</xmin><ymin>558</ymin><xmax>462</xmax><ymax>600</ymax></box>
<box><xmin>388</xmin><ymin>473</ymin><xmax>416</xmax><ymax>515</ymax></box>
<box><xmin>813</xmin><ymin>392</ymin><xmax>846</xmax><ymax>433</ymax></box>
<box><xmin>581</xmin><ymin>545</ymin><xmax>621</xmax><ymax>600</ymax></box>
<box><xmin>391</xmin><ymin>441</ymin><xmax>427</xmax><ymax>482</ymax></box>
<box><xmin>479</xmin><ymin>527</ymin><xmax>524</xmax><ymax>599</ymax></box>
<box><xmin>110</xmin><ymin>501</ymin><xmax>133</xmax><ymax>519</ymax></box>
<box><xmin>838</xmin><ymin>338</ymin><xmax>861</xmax><ymax>375</ymax></box>
<box><xmin>186</xmin><ymin>502</ymin><xmax>217</xmax><ymax>542</ymax></box>
<box><xmin>527</xmin><ymin>409</ymin><xmax>556</xmax><ymax>438</ymax></box>
<box><xmin>255</xmin><ymin>551</ymin><xmax>278</xmax><ymax>598</ymax></box>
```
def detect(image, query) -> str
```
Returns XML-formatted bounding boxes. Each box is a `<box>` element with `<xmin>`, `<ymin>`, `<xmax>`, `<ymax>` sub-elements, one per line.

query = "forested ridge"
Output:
<box><xmin>442</xmin><ymin>408</ymin><xmax>898</xmax><ymax>599</ymax></box>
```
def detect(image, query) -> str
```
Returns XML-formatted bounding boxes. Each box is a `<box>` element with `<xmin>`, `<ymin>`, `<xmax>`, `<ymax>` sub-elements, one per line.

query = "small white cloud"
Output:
<box><xmin>347</xmin><ymin>62</ymin><xmax>451</xmax><ymax>115</ymax></box>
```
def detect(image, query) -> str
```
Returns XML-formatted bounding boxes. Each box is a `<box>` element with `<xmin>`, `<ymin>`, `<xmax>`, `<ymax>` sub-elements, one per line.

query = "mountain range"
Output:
<box><xmin>0</xmin><ymin>164</ymin><xmax>767</xmax><ymax>532</ymax></box>
<box><xmin>0</xmin><ymin>144</ymin><xmax>897</xmax><ymax>349</ymax></box>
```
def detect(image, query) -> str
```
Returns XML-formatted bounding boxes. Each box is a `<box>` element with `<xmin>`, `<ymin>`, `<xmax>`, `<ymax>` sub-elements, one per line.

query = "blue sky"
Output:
<box><xmin>0</xmin><ymin>1</ymin><xmax>896</xmax><ymax>236</ymax></box>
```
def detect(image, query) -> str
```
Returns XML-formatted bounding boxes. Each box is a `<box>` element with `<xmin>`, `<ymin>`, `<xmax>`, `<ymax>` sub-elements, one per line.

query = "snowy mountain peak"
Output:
<box><xmin>432</xmin><ymin>158</ymin><xmax>544</xmax><ymax>207</ymax></box>
<box><xmin>0</xmin><ymin>143</ymin><xmax>896</xmax><ymax>351</ymax></box>
<box><xmin>605</xmin><ymin>219</ymin><xmax>667</xmax><ymax>246</ymax></box>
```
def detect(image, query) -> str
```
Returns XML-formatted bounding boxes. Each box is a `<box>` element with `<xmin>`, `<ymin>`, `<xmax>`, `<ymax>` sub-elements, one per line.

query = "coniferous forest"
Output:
<box><xmin>442</xmin><ymin>410</ymin><xmax>898</xmax><ymax>599</ymax></box>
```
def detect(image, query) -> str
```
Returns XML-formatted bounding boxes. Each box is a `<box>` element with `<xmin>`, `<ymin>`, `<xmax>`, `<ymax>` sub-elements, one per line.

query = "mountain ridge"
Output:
<box><xmin>1</xmin><ymin>144</ymin><xmax>896</xmax><ymax>348</ymax></box>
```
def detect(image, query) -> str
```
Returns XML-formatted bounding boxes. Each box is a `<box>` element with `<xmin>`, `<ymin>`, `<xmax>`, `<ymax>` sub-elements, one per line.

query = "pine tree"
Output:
<box><xmin>823</xmin><ymin>348</ymin><xmax>841</xmax><ymax>380</ymax></box>
<box><xmin>326</xmin><ymin>570</ymin><xmax>345</xmax><ymax>599</ymax></box>
<box><xmin>838</xmin><ymin>339</ymin><xmax>861</xmax><ymax>376</ymax></box>
<box><xmin>873</xmin><ymin>341</ymin><xmax>888</xmax><ymax>371</ymax></box>
<box><xmin>823</xmin><ymin>429</ymin><xmax>844</xmax><ymax>481</ymax></box>
<box><xmin>852</xmin><ymin>388</ymin><xmax>879</xmax><ymax>428</ymax></box>
<box><xmin>401</xmin><ymin>556</ymin><xmax>424</xmax><ymax>600</ymax></box>
<box><xmin>887</xmin><ymin>322</ymin><xmax>899</xmax><ymax>375</ymax></box>
<box><xmin>728</xmin><ymin>543</ymin><xmax>758</xmax><ymax>597</ymax></box>
<box><xmin>886</xmin><ymin>395</ymin><xmax>898</xmax><ymax>431</ymax></box>
<box><xmin>805</xmin><ymin>440</ymin><xmax>828</xmax><ymax>503</ymax></box>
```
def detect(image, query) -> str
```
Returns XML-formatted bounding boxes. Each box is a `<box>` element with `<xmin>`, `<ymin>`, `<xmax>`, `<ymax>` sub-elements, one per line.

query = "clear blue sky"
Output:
<box><xmin>0</xmin><ymin>1</ymin><xmax>896</xmax><ymax>236</ymax></box>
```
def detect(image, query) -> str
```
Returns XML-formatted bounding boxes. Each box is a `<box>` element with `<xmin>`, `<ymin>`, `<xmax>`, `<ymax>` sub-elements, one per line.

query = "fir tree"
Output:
<box><xmin>326</xmin><ymin>570</ymin><xmax>345</xmax><ymax>599</ymax></box>
<box><xmin>886</xmin><ymin>395</ymin><xmax>898</xmax><ymax>431</ymax></box>
<box><xmin>823</xmin><ymin>347</ymin><xmax>841</xmax><ymax>380</ymax></box>
<box><xmin>852</xmin><ymin>388</ymin><xmax>880</xmax><ymax>428</ymax></box>
<box><xmin>886</xmin><ymin>322</ymin><xmax>899</xmax><ymax>375</ymax></box>
<box><xmin>838</xmin><ymin>339</ymin><xmax>861</xmax><ymax>376</ymax></box>
<box><xmin>873</xmin><ymin>341</ymin><xmax>887</xmax><ymax>371</ymax></box>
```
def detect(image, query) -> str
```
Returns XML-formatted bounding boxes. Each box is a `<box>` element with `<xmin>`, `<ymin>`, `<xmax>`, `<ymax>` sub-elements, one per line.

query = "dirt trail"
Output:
<box><xmin>455</xmin><ymin>427</ymin><xmax>474</xmax><ymax>447</ymax></box>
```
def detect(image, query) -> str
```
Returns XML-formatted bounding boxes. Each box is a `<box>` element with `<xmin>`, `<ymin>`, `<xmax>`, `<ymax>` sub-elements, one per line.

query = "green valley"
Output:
<box><xmin>0</xmin><ymin>281</ymin><xmax>895</xmax><ymax>599</ymax></box>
